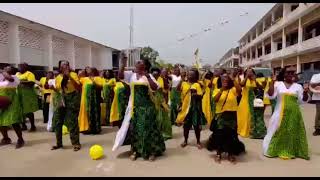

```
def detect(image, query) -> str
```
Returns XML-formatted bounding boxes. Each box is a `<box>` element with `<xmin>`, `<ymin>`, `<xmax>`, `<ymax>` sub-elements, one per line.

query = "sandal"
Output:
<box><xmin>73</xmin><ymin>145</ymin><xmax>81</xmax><ymax>152</ymax></box>
<box><xmin>130</xmin><ymin>152</ymin><xmax>138</xmax><ymax>161</ymax></box>
<box><xmin>0</xmin><ymin>138</ymin><xmax>12</xmax><ymax>146</ymax></box>
<box><xmin>214</xmin><ymin>154</ymin><xmax>222</xmax><ymax>164</ymax></box>
<box><xmin>197</xmin><ymin>143</ymin><xmax>203</xmax><ymax>150</ymax></box>
<box><xmin>21</xmin><ymin>125</ymin><xmax>27</xmax><ymax>131</ymax></box>
<box><xmin>29</xmin><ymin>126</ymin><xmax>36</xmax><ymax>132</ymax></box>
<box><xmin>51</xmin><ymin>145</ymin><xmax>63</xmax><ymax>150</ymax></box>
<box><xmin>228</xmin><ymin>155</ymin><xmax>237</xmax><ymax>164</ymax></box>
<box><xmin>149</xmin><ymin>155</ymin><xmax>156</xmax><ymax>162</ymax></box>
<box><xmin>180</xmin><ymin>142</ymin><xmax>188</xmax><ymax>148</ymax></box>
<box><xmin>15</xmin><ymin>139</ymin><xmax>25</xmax><ymax>149</ymax></box>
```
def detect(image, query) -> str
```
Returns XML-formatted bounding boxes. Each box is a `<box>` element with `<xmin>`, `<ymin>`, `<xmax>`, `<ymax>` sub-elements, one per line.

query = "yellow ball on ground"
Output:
<box><xmin>62</xmin><ymin>125</ymin><xmax>69</xmax><ymax>135</ymax></box>
<box><xmin>89</xmin><ymin>145</ymin><xmax>104</xmax><ymax>160</ymax></box>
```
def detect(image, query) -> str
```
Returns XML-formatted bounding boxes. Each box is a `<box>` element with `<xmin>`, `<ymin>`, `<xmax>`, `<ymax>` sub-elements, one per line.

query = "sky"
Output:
<box><xmin>0</xmin><ymin>3</ymin><xmax>275</xmax><ymax>66</ymax></box>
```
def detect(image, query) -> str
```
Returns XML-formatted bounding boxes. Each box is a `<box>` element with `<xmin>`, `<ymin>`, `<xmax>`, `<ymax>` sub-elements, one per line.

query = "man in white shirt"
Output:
<box><xmin>310</xmin><ymin>73</ymin><xmax>320</xmax><ymax>136</ymax></box>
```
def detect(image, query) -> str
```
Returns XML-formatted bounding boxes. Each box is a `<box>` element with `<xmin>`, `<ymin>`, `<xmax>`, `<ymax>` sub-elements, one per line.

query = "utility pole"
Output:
<box><xmin>129</xmin><ymin>3</ymin><xmax>134</xmax><ymax>67</ymax></box>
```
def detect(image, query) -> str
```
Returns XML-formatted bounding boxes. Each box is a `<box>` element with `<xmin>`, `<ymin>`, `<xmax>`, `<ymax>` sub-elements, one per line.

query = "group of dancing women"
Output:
<box><xmin>0</xmin><ymin>56</ymin><xmax>311</xmax><ymax>163</ymax></box>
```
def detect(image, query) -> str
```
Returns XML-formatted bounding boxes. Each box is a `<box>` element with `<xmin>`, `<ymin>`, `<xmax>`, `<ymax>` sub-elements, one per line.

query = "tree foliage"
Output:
<box><xmin>140</xmin><ymin>46</ymin><xmax>159</xmax><ymax>67</ymax></box>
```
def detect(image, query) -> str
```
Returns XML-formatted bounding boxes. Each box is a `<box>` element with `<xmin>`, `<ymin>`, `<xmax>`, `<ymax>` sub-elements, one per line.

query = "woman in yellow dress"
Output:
<box><xmin>78</xmin><ymin>68</ymin><xmax>105</xmax><ymax>134</ymax></box>
<box><xmin>109</xmin><ymin>71</ymin><xmax>130</xmax><ymax>128</ymax></box>
<box><xmin>102</xmin><ymin>70</ymin><xmax>116</xmax><ymax>126</ymax></box>
<box><xmin>176</xmin><ymin>68</ymin><xmax>206</xmax><ymax>149</ymax></box>
<box><xmin>202</xmin><ymin>71</ymin><xmax>214</xmax><ymax>126</ymax></box>
<box><xmin>237</xmin><ymin>68</ymin><xmax>266</xmax><ymax>139</ymax></box>
<box><xmin>207</xmin><ymin>72</ymin><xmax>245</xmax><ymax>164</ymax></box>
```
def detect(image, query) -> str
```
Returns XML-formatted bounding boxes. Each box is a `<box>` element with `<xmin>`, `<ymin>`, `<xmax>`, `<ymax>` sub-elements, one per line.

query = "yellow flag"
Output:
<box><xmin>194</xmin><ymin>48</ymin><xmax>201</xmax><ymax>69</ymax></box>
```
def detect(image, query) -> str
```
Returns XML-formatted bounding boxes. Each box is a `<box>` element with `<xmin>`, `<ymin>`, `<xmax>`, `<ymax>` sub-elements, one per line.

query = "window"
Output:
<box><xmin>277</xmin><ymin>42</ymin><xmax>282</xmax><ymax>50</ymax></box>
<box><xmin>265</xmin><ymin>44</ymin><xmax>271</xmax><ymax>54</ymax></box>
<box><xmin>291</xmin><ymin>4</ymin><xmax>299</xmax><ymax>12</ymax></box>
<box><xmin>304</xmin><ymin>20</ymin><xmax>320</xmax><ymax>40</ymax></box>
<box><xmin>286</xmin><ymin>31</ymin><xmax>298</xmax><ymax>46</ymax></box>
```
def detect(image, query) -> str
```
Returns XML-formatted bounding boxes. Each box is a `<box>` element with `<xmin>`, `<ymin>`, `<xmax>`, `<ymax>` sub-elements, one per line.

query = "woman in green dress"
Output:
<box><xmin>50</xmin><ymin>60</ymin><xmax>81</xmax><ymax>152</ymax></box>
<box><xmin>16</xmin><ymin>63</ymin><xmax>38</xmax><ymax>132</ymax></box>
<box><xmin>151</xmin><ymin>67</ymin><xmax>172</xmax><ymax>140</ymax></box>
<box><xmin>263</xmin><ymin>66</ymin><xmax>310</xmax><ymax>160</ymax></box>
<box><xmin>0</xmin><ymin>66</ymin><xmax>25</xmax><ymax>148</ymax></box>
<box><xmin>168</xmin><ymin>65</ymin><xmax>182</xmax><ymax>125</ymax></box>
<box><xmin>113</xmin><ymin>59</ymin><xmax>166</xmax><ymax>162</ymax></box>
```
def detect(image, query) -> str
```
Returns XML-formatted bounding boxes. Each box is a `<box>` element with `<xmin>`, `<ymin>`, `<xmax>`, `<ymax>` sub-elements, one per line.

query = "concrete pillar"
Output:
<box><xmin>255</xmin><ymin>45</ymin><xmax>258</xmax><ymax>59</ymax></box>
<box><xmin>87</xmin><ymin>45</ymin><xmax>92</xmax><ymax>67</ymax></box>
<box><xmin>43</xmin><ymin>34</ymin><xmax>53</xmax><ymax>70</ymax></box>
<box><xmin>282</xmin><ymin>28</ymin><xmax>286</xmax><ymax>49</ymax></box>
<box><xmin>281</xmin><ymin>59</ymin><xmax>284</xmax><ymax>68</ymax></box>
<box><xmin>283</xmin><ymin>4</ymin><xmax>290</xmax><ymax>19</ymax></box>
<box><xmin>66</xmin><ymin>40</ymin><xmax>75</xmax><ymax>70</ymax></box>
<box><xmin>271</xmin><ymin>11</ymin><xmax>275</xmax><ymax>23</ymax></box>
<box><xmin>262</xmin><ymin>40</ymin><xmax>265</xmax><ymax>56</ymax></box>
<box><xmin>271</xmin><ymin>35</ymin><xmax>275</xmax><ymax>53</ymax></box>
<box><xmin>8</xmin><ymin>23</ymin><xmax>20</xmax><ymax>66</ymax></box>
<box><xmin>297</xmin><ymin>55</ymin><xmax>301</xmax><ymax>73</ymax></box>
<box><xmin>298</xmin><ymin>17</ymin><xmax>303</xmax><ymax>43</ymax></box>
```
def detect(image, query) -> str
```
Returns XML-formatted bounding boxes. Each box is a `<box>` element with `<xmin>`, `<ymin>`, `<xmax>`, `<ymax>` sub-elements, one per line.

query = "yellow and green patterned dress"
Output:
<box><xmin>16</xmin><ymin>71</ymin><xmax>39</xmax><ymax>114</ymax></box>
<box><xmin>0</xmin><ymin>76</ymin><xmax>23</xmax><ymax>126</ymax></box>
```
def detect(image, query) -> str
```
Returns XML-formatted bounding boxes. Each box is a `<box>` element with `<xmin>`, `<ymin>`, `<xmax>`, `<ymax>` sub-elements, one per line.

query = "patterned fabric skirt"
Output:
<box><xmin>130</xmin><ymin>85</ymin><xmax>166</xmax><ymax>158</ymax></box>
<box><xmin>102</xmin><ymin>84</ymin><xmax>113</xmax><ymax>125</ymax></box>
<box><xmin>85</xmin><ymin>84</ymin><xmax>101</xmax><ymax>134</ymax></box>
<box><xmin>207</xmin><ymin>111</ymin><xmax>245</xmax><ymax>155</ymax></box>
<box><xmin>248</xmin><ymin>89</ymin><xmax>267</xmax><ymax>139</ymax></box>
<box><xmin>0</xmin><ymin>88</ymin><xmax>23</xmax><ymax>126</ymax></box>
<box><xmin>17</xmin><ymin>86</ymin><xmax>39</xmax><ymax>114</ymax></box>
<box><xmin>250</xmin><ymin>108</ymin><xmax>267</xmax><ymax>139</ymax></box>
<box><xmin>266</xmin><ymin>95</ymin><xmax>309</xmax><ymax>160</ymax></box>
<box><xmin>170</xmin><ymin>88</ymin><xmax>181</xmax><ymax>124</ymax></box>
<box><xmin>154</xmin><ymin>91</ymin><xmax>172</xmax><ymax>141</ymax></box>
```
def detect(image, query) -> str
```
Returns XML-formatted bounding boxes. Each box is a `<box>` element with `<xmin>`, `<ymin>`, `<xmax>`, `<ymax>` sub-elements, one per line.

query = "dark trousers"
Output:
<box><xmin>43</xmin><ymin>93</ymin><xmax>50</xmax><ymax>123</ymax></box>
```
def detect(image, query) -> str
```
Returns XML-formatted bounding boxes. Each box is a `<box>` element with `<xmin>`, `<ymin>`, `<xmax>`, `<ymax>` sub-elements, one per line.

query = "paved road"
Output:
<box><xmin>0</xmin><ymin>104</ymin><xmax>319</xmax><ymax>177</ymax></box>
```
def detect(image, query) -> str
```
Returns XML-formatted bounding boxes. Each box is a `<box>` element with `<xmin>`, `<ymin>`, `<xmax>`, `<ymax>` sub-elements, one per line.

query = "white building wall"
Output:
<box><xmin>18</xmin><ymin>26</ymin><xmax>45</xmax><ymax>66</ymax></box>
<box><xmin>0</xmin><ymin>11</ymin><xmax>117</xmax><ymax>71</ymax></box>
<box><xmin>99</xmin><ymin>47</ymin><xmax>112</xmax><ymax>70</ymax></box>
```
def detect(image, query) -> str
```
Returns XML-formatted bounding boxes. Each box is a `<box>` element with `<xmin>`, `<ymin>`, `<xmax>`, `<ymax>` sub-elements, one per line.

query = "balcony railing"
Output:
<box><xmin>239</xmin><ymin>3</ymin><xmax>320</xmax><ymax>53</ymax></box>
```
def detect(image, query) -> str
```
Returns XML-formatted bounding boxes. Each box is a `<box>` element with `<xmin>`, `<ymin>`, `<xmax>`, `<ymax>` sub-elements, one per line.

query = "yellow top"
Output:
<box><xmin>16</xmin><ymin>71</ymin><xmax>36</xmax><ymax>82</ymax></box>
<box><xmin>110</xmin><ymin>81</ymin><xmax>125</xmax><ymax>123</ymax></box>
<box><xmin>93</xmin><ymin>76</ymin><xmax>106</xmax><ymax>87</ymax></box>
<box><xmin>237</xmin><ymin>79</ymin><xmax>257</xmax><ymax>138</ymax></box>
<box><xmin>256</xmin><ymin>77</ymin><xmax>272</xmax><ymax>105</ymax></box>
<box><xmin>55</xmin><ymin>72</ymin><xmax>80</xmax><ymax>94</ymax></box>
<box><xmin>202</xmin><ymin>79</ymin><xmax>213</xmax><ymax>124</ymax></box>
<box><xmin>106</xmin><ymin>78</ymin><xmax>116</xmax><ymax>86</ymax></box>
<box><xmin>190</xmin><ymin>82</ymin><xmax>203</xmax><ymax>96</ymax></box>
<box><xmin>39</xmin><ymin>77</ymin><xmax>54</xmax><ymax>95</ymax></box>
<box><xmin>212</xmin><ymin>77</ymin><xmax>219</xmax><ymax>90</ymax></box>
<box><xmin>213</xmin><ymin>87</ymin><xmax>238</xmax><ymax>114</ymax></box>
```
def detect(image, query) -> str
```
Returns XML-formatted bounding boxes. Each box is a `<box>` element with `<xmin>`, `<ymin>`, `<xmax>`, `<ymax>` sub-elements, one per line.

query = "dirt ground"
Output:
<box><xmin>0</xmin><ymin>104</ymin><xmax>319</xmax><ymax>177</ymax></box>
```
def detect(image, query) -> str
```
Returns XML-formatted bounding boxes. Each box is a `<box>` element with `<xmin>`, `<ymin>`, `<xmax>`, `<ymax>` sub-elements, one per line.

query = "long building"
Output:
<box><xmin>238</xmin><ymin>3</ymin><xmax>320</xmax><ymax>73</ymax></box>
<box><xmin>0</xmin><ymin>10</ymin><xmax>120</xmax><ymax>74</ymax></box>
<box><xmin>216</xmin><ymin>47</ymin><xmax>240</xmax><ymax>68</ymax></box>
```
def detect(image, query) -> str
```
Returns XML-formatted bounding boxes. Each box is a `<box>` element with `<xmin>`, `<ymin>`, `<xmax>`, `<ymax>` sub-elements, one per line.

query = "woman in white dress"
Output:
<box><xmin>168</xmin><ymin>65</ymin><xmax>182</xmax><ymax>125</ymax></box>
<box><xmin>112</xmin><ymin>58</ymin><xmax>166</xmax><ymax>162</ymax></box>
<box><xmin>263</xmin><ymin>66</ymin><xmax>310</xmax><ymax>160</ymax></box>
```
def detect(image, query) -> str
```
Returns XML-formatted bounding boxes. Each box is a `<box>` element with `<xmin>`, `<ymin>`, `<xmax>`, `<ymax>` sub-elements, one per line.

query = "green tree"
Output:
<box><xmin>140</xmin><ymin>46</ymin><xmax>159</xmax><ymax>67</ymax></box>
